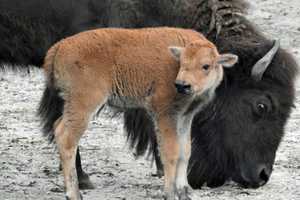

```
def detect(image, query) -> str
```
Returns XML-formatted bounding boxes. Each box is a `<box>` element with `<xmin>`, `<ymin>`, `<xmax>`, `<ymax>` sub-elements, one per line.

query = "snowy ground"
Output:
<box><xmin>0</xmin><ymin>0</ymin><xmax>299</xmax><ymax>199</ymax></box>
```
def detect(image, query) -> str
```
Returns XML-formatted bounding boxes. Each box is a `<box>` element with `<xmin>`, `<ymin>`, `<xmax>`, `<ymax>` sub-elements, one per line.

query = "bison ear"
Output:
<box><xmin>169</xmin><ymin>46</ymin><xmax>183</xmax><ymax>61</ymax></box>
<box><xmin>218</xmin><ymin>54</ymin><xmax>238</xmax><ymax>68</ymax></box>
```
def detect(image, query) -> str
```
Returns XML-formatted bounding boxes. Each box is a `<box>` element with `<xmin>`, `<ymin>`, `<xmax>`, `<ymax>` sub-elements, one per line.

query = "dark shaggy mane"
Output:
<box><xmin>0</xmin><ymin>13</ymin><xmax>64</xmax><ymax>69</ymax></box>
<box><xmin>0</xmin><ymin>0</ymin><xmax>78</xmax><ymax>70</ymax></box>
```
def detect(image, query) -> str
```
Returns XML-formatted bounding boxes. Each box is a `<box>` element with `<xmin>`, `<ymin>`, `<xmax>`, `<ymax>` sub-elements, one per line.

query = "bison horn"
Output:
<box><xmin>251</xmin><ymin>40</ymin><xmax>280</xmax><ymax>81</ymax></box>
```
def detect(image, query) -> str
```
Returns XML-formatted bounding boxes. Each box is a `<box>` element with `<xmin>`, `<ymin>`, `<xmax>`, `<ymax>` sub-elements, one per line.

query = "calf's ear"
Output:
<box><xmin>218</xmin><ymin>54</ymin><xmax>238</xmax><ymax>67</ymax></box>
<box><xmin>169</xmin><ymin>46</ymin><xmax>183</xmax><ymax>61</ymax></box>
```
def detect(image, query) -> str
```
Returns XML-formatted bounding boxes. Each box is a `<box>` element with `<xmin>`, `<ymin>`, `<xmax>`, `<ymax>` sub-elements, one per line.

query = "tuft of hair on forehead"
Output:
<box><xmin>184</xmin><ymin>39</ymin><xmax>218</xmax><ymax>59</ymax></box>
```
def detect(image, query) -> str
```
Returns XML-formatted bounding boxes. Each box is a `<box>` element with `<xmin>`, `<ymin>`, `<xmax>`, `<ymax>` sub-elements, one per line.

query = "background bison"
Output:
<box><xmin>0</xmin><ymin>0</ymin><xmax>299</xmax><ymax>199</ymax></box>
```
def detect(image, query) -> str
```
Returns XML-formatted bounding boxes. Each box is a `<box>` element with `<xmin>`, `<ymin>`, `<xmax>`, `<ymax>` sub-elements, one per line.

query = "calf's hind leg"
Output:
<box><xmin>55</xmin><ymin>93</ymin><xmax>106</xmax><ymax>200</ymax></box>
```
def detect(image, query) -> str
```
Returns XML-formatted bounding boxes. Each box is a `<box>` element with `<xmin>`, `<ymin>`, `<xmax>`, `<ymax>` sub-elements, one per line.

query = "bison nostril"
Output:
<box><xmin>259</xmin><ymin>168</ymin><xmax>270</xmax><ymax>184</ymax></box>
<box><xmin>239</xmin><ymin>164</ymin><xmax>272</xmax><ymax>188</ymax></box>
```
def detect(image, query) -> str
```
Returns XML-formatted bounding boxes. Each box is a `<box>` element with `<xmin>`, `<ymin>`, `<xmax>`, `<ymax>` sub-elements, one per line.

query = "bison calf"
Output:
<box><xmin>39</xmin><ymin>27</ymin><xmax>237</xmax><ymax>200</ymax></box>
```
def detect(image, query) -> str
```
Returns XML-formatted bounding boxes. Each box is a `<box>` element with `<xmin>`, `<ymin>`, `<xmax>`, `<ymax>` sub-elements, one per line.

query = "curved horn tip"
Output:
<box><xmin>273</xmin><ymin>39</ymin><xmax>280</xmax><ymax>48</ymax></box>
<box><xmin>251</xmin><ymin>39</ymin><xmax>281</xmax><ymax>82</ymax></box>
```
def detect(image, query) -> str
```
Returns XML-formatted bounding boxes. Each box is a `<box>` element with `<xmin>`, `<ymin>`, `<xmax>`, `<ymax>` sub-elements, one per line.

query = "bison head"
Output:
<box><xmin>187</xmin><ymin>39</ymin><xmax>297</xmax><ymax>188</ymax></box>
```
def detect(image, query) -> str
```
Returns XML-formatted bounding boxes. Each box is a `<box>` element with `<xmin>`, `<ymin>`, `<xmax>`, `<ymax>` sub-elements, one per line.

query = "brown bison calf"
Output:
<box><xmin>41</xmin><ymin>27</ymin><xmax>237</xmax><ymax>200</ymax></box>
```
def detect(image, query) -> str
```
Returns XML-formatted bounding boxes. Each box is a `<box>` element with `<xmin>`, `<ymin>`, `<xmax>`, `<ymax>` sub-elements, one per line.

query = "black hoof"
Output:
<box><xmin>151</xmin><ymin>169</ymin><xmax>164</xmax><ymax>178</ymax></box>
<box><xmin>156</xmin><ymin>168</ymin><xmax>164</xmax><ymax>178</ymax></box>
<box><xmin>78</xmin><ymin>174</ymin><xmax>95</xmax><ymax>190</ymax></box>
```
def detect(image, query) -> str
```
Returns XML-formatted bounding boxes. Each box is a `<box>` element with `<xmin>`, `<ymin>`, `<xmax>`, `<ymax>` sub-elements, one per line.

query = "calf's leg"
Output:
<box><xmin>55</xmin><ymin>92</ymin><xmax>106</xmax><ymax>200</ymax></box>
<box><xmin>175</xmin><ymin>117</ymin><xmax>193</xmax><ymax>200</ymax></box>
<box><xmin>156</xmin><ymin>115</ymin><xmax>191</xmax><ymax>200</ymax></box>
<box><xmin>59</xmin><ymin>148</ymin><xmax>94</xmax><ymax>190</ymax></box>
<box><xmin>156</xmin><ymin>116</ymin><xmax>178</xmax><ymax>199</ymax></box>
<box><xmin>55</xmin><ymin>115</ymin><xmax>84</xmax><ymax>200</ymax></box>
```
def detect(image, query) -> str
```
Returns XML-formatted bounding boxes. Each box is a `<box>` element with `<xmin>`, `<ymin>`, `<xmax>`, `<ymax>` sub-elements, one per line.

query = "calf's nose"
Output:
<box><xmin>174</xmin><ymin>80</ymin><xmax>191</xmax><ymax>94</ymax></box>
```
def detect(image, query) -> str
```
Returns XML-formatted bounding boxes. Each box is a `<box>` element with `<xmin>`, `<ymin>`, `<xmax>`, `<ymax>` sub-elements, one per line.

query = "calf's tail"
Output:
<box><xmin>37</xmin><ymin>44</ymin><xmax>64</xmax><ymax>142</ymax></box>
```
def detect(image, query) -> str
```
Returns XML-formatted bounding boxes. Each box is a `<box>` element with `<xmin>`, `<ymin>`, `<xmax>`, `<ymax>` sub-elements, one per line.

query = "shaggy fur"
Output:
<box><xmin>1</xmin><ymin>0</ymin><xmax>298</xmax><ymax>189</ymax></box>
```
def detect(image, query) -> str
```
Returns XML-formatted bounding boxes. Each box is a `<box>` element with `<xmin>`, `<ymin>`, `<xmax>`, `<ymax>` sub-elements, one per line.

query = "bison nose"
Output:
<box><xmin>241</xmin><ymin>164</ymin><xmax>272</xmax><ymax>188</ymax></box>
<box><xmin>258</xmin><ymin>166</ymin><xmax>271</xmax><ymax>185</ymax></box>
<box><xmin>174</xmin><ymin>80</ymin><xmax>191</xmax><ymax>94</ymax></box>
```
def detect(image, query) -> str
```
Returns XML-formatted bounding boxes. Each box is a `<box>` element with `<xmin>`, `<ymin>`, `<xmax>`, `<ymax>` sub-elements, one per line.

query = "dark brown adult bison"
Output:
<box><xmin>1</xmin><ymin>0</ymin><xmax>298</xmax><ymax>191</ymax></box>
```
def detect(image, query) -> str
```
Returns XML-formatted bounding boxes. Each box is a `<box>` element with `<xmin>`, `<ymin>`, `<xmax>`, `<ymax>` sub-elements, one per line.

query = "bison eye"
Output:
<box><xmin>202</xmin><ymin>64</ymin><xmax>210</xmax><ymax>70</ymax></box>
<box><xmin>257</xmin><ymin>103</ymin><xmax>268</xmax><ymax>115</ymax></box>
<box><xmin>252</xmin><ymin>95</ymin><xmax>274</xmax><ymax>118</ymax></box>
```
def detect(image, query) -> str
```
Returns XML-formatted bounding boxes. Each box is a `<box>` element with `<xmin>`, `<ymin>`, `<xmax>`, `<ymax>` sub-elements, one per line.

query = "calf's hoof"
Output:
<box><xmin>65</xmin><ymin>193</ymin><xmax>83</xmax><ymax>200</ymax></box>
<box><xmin>78</xmin><ymin>173</ymin><xmax>95</xmax><ymax>190</ymax></box>
<box><xmin>163</xmin><ymin>186</ymin><xmax>192</xmax><ymax>200</ymax></box>
<box><xmin>163</xmin><ymin>192</ymin><xmax>175</xmax><ymax>200</ymax></box>
<box><xmin>176</xmin><ymin>186</ymin><xmax>191</xmax><ymax>200</ymax></box>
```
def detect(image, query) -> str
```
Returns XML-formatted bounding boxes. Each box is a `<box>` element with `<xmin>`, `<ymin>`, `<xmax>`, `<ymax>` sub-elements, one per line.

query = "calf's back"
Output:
<box><xmin>49</xmin><ymin>27</ymin><xmax>205</xmax><ymax>110</ymax></box>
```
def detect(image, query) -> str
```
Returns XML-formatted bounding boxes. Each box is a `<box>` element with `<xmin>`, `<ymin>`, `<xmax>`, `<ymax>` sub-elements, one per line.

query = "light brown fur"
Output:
<box><xmin>42</xmin><ymin>27</ymin><xmax>237</xmax><ymax>200</ymax></box>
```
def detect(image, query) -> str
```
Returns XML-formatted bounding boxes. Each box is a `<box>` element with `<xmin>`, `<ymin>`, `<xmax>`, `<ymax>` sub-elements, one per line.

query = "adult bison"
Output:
<box><xmin>0</xmin><ymin>0</ymin><xmax>297</xmax><ymax>190</ymax></box>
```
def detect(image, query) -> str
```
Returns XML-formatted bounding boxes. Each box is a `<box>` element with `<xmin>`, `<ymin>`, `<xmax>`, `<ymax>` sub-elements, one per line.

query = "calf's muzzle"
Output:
<box><xmin>174</xmin><ymin>80</ymin><xmax>192</xmax><ymax>94</ymax></box>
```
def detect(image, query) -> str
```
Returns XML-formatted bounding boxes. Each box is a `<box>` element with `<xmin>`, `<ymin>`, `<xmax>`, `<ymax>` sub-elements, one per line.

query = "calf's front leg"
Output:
<box><xmin>60</xmin><ymin>148</ymin><xmax>95</xmax><ymax>190</ymax></box>
<box><xmin>156</xmin><ymin>115</ymin><xmax>191</xmax><ymax>200</ymax></box>
<box><xmin>175</xmin><ymin>116</ymin><xmax>193</xmax><ymax>200</ymax></box>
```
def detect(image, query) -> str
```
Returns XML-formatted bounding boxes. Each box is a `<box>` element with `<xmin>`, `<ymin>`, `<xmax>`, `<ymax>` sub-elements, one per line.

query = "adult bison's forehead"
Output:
<box><xmin>215</xmin><ymin>37</ymin><xmax>298</xmax><ymax>87</ymax></box>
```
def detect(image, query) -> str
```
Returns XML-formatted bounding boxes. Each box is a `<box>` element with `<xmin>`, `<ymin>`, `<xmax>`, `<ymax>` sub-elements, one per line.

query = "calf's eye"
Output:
<box><xmin>203</xmin><ymin>64</ymin><xmax>210</xmax><ymax>70</ymax></box>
